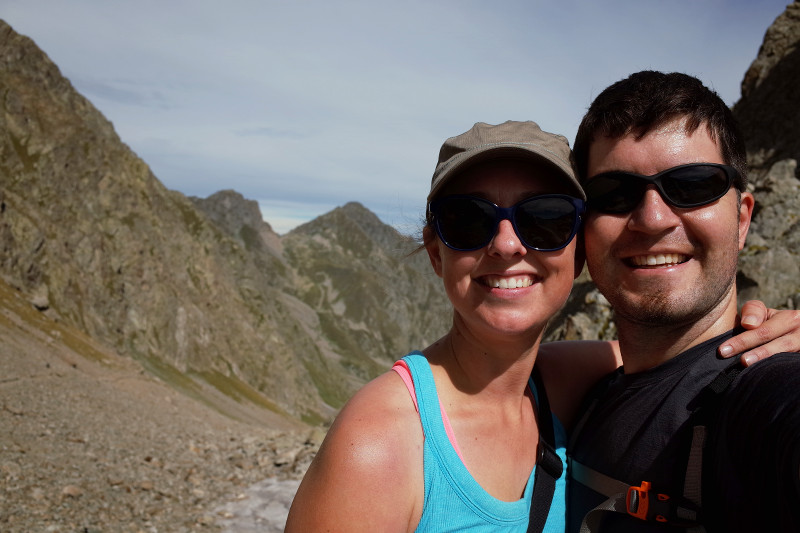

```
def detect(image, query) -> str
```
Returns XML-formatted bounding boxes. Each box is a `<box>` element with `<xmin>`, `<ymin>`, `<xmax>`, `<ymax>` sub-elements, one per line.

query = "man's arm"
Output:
<box><xmin>705</xmin><ymin>354</ymin><xmax>800</xmax><ymax>532</ymax></box>
<box><xmin>536</xmin><ymin>340</ymin><xmax>619</xmax><ymax>430</ymax></box>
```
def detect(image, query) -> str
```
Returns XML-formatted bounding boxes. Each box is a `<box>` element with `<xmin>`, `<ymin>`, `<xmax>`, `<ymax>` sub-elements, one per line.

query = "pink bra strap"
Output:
<box><xmin>392</xmin><ymin>360</ymin><xmax>464</xmax><ymax>461</ymax></box>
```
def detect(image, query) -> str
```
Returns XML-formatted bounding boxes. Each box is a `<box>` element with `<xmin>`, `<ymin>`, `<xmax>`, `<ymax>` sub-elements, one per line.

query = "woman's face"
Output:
<box><xmin>425</xmin><ymin>159</ymin><xmax>581</xmax><ymax>344</ymax></box>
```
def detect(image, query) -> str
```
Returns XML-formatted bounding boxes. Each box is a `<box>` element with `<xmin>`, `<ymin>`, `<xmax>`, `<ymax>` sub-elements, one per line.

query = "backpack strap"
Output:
<box><xmin>570</xmin><ymin>457</ymin><xmax>704</xmax><ymax>532</ymax></box>
<box><xmin>570</xmin><ymin>361</ymin><xmax>743</xmax><ymax>532</ymax></box>
<box><xmin>528</xmin><ymin>365</ymin><xmax>564</xmax><ymax>533</ymax></box>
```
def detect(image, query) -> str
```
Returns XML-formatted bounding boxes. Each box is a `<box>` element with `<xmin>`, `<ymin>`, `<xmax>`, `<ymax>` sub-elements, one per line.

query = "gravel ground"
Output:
<box><xmin>0</xmin><ymin>292</ymin><xmax>323</xmax><ymax>532</ymax></box>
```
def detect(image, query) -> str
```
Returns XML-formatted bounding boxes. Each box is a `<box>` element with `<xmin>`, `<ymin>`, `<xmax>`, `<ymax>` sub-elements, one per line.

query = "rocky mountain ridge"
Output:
<box><xmin>0</xmin><ymin>17</ymin><xmax>451</xmax><ymax>425</ymax></box>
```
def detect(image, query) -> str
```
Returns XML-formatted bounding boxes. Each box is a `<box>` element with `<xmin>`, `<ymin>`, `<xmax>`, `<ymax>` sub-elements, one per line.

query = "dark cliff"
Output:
<box><xmin>733</xmin><ymin>1</ymin><xmax>800</xmax><ymax>309</ymax></box>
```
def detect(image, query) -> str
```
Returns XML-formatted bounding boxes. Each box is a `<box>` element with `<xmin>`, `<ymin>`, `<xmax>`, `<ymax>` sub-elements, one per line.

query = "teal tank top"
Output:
<box><xmin>402</xmin><ymin>352</ymin><xmax>567</xmax><ymax>533</ymax></box>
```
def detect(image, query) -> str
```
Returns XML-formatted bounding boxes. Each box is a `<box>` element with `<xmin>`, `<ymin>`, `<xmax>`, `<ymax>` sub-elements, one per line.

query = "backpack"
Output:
<box><xmin>568</xmin><ymin>362</ymin><xmax>743</xmax><ymax>532</ymax></box>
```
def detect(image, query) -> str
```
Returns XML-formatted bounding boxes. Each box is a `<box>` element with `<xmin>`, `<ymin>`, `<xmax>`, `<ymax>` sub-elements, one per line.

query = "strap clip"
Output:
<box><xmin>626</xmin><ymin>481</ymin><xmax>699</xmax><ymax>525</ymax></box>
<box><xmin>626</xmin><ymin>481</ymin><xmax>672</xmax><ymax>521</ymax></box>
<box><xmin>537</xmin><ymin>440</ymin><xmax>564</xmax><ymax>479</ymax></box>
<box><xmin>626</xmin><ymin>481</ymin><xmax>652</xmax><ymax>520</ymax></box>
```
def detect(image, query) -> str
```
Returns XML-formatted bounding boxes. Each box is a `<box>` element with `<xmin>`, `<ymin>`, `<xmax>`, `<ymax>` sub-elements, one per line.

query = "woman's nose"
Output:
<box><xmin>487</xmin><ymin>218</ymin><xmax>527</xmax><ymax>257</ymax></box>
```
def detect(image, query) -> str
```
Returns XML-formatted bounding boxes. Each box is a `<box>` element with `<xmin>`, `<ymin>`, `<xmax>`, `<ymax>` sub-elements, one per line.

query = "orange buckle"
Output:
<box><xmin>627</xmin><ymin>481</ymin><xmax>672</xmax><ymax>522</ymax></box>
<box><xmin>626</xmin><ymin>481</ymin><xmax>651</xmax><ymax>520</ymax></box>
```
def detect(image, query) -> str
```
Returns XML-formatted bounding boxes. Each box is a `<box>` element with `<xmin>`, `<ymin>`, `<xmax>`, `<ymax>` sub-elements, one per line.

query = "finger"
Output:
<box><xmin>720</xmin><ymin>308</ymin><xmax>800</xmax><ymax>361</ymax></box>
<box><xmin>718</xmin><ymin>324</ymin><xmax>776</xmax><ymax>358</ymax></box>
<box><xmin>740</xmin><ymin>343</ymin><xmax>787</xmax><ymax>367</ymax></box>
<box><xmin>739</xmin><ymin>300</ymin><xmax>768</xmax><ymax>329</ymax></box>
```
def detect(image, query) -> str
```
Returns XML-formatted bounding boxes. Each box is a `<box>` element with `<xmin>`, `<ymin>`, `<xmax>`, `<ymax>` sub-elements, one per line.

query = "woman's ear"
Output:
<box><xmin>423</xmin><ymin>226</ymin><xmax>444</xmax><ymax>278</ymax></box>
<box><xmin>573</xmin><ymin>231</ymin><xmax>586</xmax><ymax>280</ymax></box>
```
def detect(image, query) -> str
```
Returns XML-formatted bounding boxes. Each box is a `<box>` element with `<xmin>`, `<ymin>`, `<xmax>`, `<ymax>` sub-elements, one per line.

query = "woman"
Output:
<box><xmin>285</xmin><ymin>121</ymin><xmax>797</xmax><ymax>532</ymax></box>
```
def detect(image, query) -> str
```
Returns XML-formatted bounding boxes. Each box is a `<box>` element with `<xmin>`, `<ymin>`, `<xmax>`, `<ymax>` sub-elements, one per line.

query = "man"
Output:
<box><xmin>566</xmin><ymin>71</ymin><xmax>800</xmax><ymax>532</ymax></box>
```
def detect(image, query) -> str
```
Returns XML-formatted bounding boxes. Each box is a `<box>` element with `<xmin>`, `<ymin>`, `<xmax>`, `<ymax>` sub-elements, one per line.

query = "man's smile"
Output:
<box><xmin>626</xmin><ymin>253</ymin><xmax>689</xmax><ymax>268</ymax></box>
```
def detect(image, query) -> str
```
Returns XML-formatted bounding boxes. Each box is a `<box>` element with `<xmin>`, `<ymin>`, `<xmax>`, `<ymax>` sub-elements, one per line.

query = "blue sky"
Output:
<box><xmin>3</xmin><ymin>1</ymin><xmax>790</xmax><ymax>234</ymax></box>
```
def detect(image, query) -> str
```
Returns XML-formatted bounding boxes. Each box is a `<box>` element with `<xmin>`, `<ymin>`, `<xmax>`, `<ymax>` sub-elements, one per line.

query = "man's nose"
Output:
<box><xmin>626</xmin><ymin>186</ymin><xmax>682</xmax><ymax>234</ymax></box>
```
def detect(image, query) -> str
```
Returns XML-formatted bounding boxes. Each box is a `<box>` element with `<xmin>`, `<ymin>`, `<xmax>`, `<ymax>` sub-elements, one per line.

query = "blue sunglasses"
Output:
<box><xmin>428</xmin><ymin>194</ymin><xmax>585</xmax><ymax>252</ymax></box>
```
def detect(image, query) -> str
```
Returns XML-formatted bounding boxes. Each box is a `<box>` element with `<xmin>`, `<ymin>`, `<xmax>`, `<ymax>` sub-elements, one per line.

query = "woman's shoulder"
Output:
<box><xmin>285</xmin><ymin>369</ymin><xmax>424</xmax><ymax>532</ymax></box>
<box><xmin>331</xmin><ymin>369</ymin><xmax>423</xmax><ymax>449</ymax></box>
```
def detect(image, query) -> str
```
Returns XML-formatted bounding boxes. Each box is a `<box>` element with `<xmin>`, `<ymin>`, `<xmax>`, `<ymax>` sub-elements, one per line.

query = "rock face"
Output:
<box><xmin>282</xmin><ymin>202</ymin><xmax>448</xmax><ymax>382</ymax></box>
<box><xmin>733</xmin><ymin>1</ymin><xmax>800</xmax><ymax>309</ymax></box>
<box><xmin>735</xmin><ymin>1</ymin><xmax>800</xmax><ymax>177</ymax></box>
<box><xmin>0</xmin><ymin>19</ymin><xmax>322</xmax><ymax>422</ymax></box>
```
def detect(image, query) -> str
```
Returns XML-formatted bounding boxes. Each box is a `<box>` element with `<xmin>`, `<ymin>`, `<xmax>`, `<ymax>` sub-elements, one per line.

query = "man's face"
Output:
<box><xmin>583</xmin><ymin>119</ymin><xmax>754</xmax><ymax>330</ymax></box>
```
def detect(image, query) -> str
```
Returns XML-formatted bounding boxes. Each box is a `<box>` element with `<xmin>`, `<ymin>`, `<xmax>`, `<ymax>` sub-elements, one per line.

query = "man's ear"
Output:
<box><xmin>737</xmin><ymin>191</ymin><xmax>755</xmax><ymax>251</ymax></box>
<box><xmin>423</xmin><ymin>226</ymin><xmax>444</xmax><ymax>278</ymax></box>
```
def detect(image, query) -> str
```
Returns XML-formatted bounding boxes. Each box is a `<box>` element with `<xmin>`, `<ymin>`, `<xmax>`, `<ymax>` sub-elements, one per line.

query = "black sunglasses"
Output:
<box><xmin>584</xmin><ymin>163</ymin><xmax>741</xmax><ymax>214</ymax></box>
<box><xmin>428</xmin><ymin>194</ymin><xmax>585</xmax><ymax>252</ymax></box>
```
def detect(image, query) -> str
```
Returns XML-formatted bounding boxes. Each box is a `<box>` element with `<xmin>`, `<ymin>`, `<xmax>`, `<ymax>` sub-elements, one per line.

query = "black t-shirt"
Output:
<box><xmin>567</xmin><ymin>330</ymin><xmax>800</xmax><ymax>532</ymax></box>
<box><xmin>704</xmin><ymin>353</ymin><xmax>800</xmax><ymax>532</ymax></box>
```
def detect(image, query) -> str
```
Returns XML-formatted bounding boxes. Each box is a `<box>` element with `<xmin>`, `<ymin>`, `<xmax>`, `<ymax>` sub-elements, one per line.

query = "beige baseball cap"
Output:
<box><xmin>428</xmin><ymin>120</ymin><xmax>584</xmax><ymax>203</ymax></box>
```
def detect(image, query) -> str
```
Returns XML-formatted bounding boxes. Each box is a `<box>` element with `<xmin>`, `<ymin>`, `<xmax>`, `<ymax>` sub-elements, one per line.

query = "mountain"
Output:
<box><xmin>0</xmin><ymin>19</ymin><xmax>450</xmax><ymax>427</ymax></box>
<box><xmin>3</xmin><ymin>3</ymin><xmax>800</xmax><ymax>424</ymax></box>
<box><xmin>3</xmin><ymin>0</ymin><xmax>800</xmax><ymax>426</ymax></box>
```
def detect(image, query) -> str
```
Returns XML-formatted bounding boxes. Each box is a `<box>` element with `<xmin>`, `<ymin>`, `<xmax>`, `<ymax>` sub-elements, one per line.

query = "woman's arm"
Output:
<box><xmin>536</xmin><ymin>340</ymin><xmax>619</xmax><ymax>431</ymax></box>
<box><xmin>285</xmin><ymin>372</ymin><xmax>424</xmax><ymax>533</ymax></box>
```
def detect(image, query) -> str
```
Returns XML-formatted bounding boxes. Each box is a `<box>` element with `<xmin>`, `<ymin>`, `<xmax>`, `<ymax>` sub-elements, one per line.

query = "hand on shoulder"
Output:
<box><xmin>718</xmin><ymin>300</ymin><xmax>800</xmax><ymax>365</ymax></box>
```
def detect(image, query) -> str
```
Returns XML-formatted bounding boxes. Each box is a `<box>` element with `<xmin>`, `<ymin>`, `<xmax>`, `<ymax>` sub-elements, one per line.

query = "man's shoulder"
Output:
<box><xmin>733</xmin><ymin>351</ymin><xmax>800</xmax><ymax>394</ymax></box>
<box><xmin>576</xmin><ymin>366</ymin><xmax>623</xmax><ymax>407</ymax></box>
<box><xmin>705</xmin><ymin>353</ymin><xmax>800</xmax><ymax>532</ymax></box>
<box><xmin>716</xmin><ymin>352</ymin><xmax>800</xmax><ymax>433</ymax></box>
<box><xmin>736</xmin><ymin>352</ymin><xmax>800</xmax><ymax>383</ymax></box>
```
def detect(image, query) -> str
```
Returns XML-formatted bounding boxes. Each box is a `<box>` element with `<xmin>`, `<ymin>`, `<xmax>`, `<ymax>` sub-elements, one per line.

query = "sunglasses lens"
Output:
<box><xmin>433</xmin><ymin>197</ymin><xmax>496</xmax><ymax>250</ymax></box>
<box><xmin>660</xmin><ymin>165</ymin><xmax>731</xmax><ymax>207</ymax></box>
<box><xmin>432</xmin><ymin>195</ymin><xmax>581</xmax><ymax>251</ymax></box>
<box><xmin>586</xmin><ymin>164</ymin><xmax>735</xmax><ymax>213</ymax></box>
<box><xmin>515</xmin><ymin>197</ymin><xmax>580</xmax><ymax>250</ymax></box>
<box><xmin>585</xmin><ymin>175</ymin><xmax>645</xmax><ymax>213</ymax></box>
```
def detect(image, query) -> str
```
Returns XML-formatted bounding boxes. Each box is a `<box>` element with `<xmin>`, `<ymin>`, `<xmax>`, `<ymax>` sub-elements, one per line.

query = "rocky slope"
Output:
<box><xmin>0</xmin><ymin>275</ymin><xmax>318</xmax><ymax>532</ymax></box>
